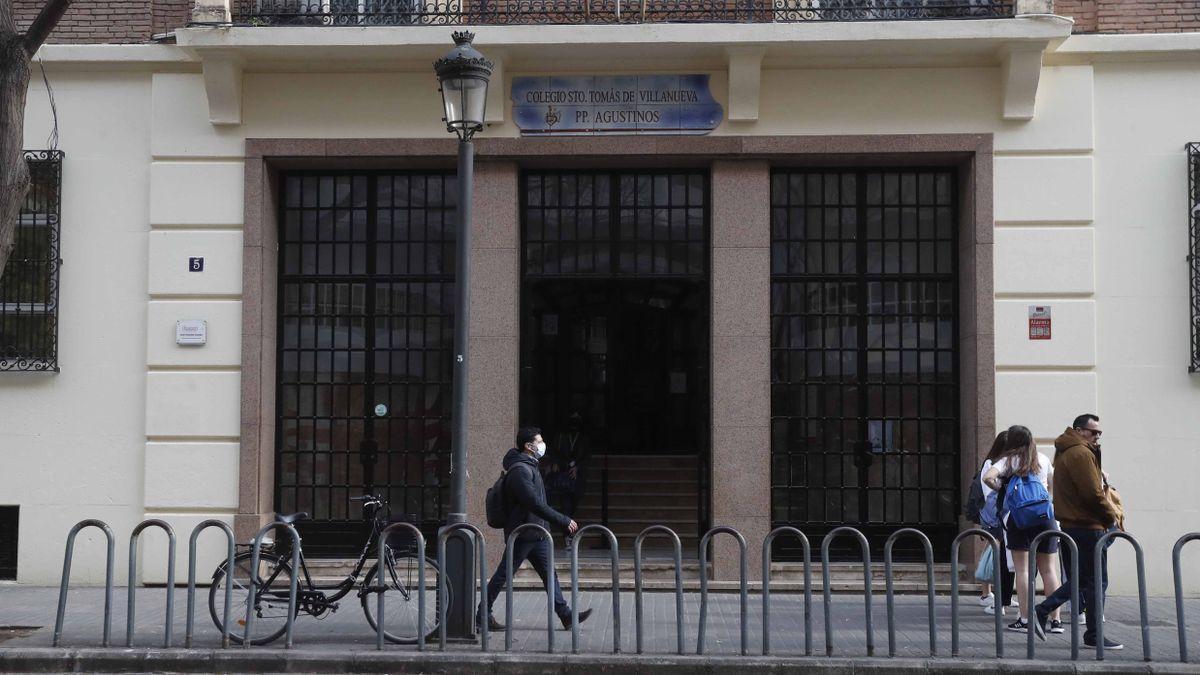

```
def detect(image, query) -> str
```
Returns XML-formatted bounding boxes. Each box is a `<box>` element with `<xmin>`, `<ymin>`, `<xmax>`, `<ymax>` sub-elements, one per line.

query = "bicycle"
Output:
<box><xmin>208</xmin><ymin>495</ymin><xmax>449</xmax><ymax>645</ymax></box>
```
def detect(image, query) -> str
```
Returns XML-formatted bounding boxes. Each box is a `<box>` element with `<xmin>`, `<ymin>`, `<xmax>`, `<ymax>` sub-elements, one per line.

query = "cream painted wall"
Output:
<box><xmin>11</xmin><ymin>42</ymin><xmax>1198</xmax><ymax>595</ymax></box>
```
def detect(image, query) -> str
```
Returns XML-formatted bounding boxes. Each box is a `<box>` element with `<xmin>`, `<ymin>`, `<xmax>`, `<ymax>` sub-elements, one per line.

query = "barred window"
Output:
<box><xmin>0</xmin><ymin>151</ymin><xmax>63</xmax><ymax>372</ymax></box>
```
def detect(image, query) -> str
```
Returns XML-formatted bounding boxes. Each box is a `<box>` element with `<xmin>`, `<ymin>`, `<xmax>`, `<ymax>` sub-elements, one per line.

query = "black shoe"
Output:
<box><xmin>476</xmin><ymin>613</ymin><xmax>506</xmax><ymax>631</ymax></box>
<box><xmin>1084</xmin><ymin>636</ymin><xmax>1124</xmax><ymax>650</ymax></box>
<box><xmin>1033</xmin><ymin>604</ymin><xmax>1049</xmax><ymax>641</ymax></box>
<box><xmin>1049</xmin><ymin>619</ymin><xmax>1064</xmax><ymax>634</ymax></box>
<box><xmin>559</xmin><ymin>608</ymin><xmax>593</xmax><ymax>630</ymax></box>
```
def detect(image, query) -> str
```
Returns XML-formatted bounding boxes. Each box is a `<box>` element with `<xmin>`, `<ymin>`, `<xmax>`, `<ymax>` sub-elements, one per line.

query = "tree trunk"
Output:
<box><xmin>0</xmin><ymin>3</ymin><xmax>33</xmax><ymax>278</ymax></box>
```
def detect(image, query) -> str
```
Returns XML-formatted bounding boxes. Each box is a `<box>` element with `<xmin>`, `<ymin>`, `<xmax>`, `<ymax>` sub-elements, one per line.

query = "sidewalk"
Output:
<box><xmin>2</xmin><ymin>585</ymin><xmax>1199</xmax><ymax>671</ymax></box>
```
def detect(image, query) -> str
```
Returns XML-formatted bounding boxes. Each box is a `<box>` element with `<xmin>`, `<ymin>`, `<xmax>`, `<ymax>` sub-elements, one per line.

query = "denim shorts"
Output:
<box><xmin>1004</xmin><ymin>519</ymin><xmax>1060</xmax><ymax>553</ymax></box>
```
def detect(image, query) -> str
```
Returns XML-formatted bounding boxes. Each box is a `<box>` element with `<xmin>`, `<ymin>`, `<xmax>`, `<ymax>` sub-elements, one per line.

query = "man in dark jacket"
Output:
<box><xmin>1033</xmin><ymin>413</ymin><xmax>1123</xmax><ymax>649</ymax></box>
<box><xmin>477</xmin><ymin>426</ymin><xmax>593</xmax><ymax>631</ymax></box>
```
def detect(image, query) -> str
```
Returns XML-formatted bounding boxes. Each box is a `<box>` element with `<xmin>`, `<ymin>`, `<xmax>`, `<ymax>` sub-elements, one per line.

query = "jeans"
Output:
<box><xmin>480</xmin><ymin>536</ymin><xmax>569</xmax><ymax>621</ymax></box>
<box><xmin>1039</xmin><ymin>527</ymin><xmax>1105</xmax><ymax>642</ymax></box>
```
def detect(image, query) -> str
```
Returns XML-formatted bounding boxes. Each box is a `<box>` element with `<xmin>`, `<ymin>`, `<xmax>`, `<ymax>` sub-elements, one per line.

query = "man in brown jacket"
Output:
<box><xmin>1033</xmin><ymin>414</ymin><xmax>1123</xmax><ymax>649</ymax></box>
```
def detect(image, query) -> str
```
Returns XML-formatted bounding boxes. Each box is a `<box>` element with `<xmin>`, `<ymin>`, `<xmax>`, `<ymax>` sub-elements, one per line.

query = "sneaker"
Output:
<box><xmin>559</xmin><ymin>608</ymin><xmax>593</xmax><ymax>630</ymax></box>
<box><xmin>1010</xmin><ymin>596</ymin><xmax>1020</xmax><ymax>607</ymax></box>
<box><xmin>1032</xmin><ymin>604</ymin><xmax>1049</xmax><ymax>641</ymax></box>
<box><xmin>1084</xmin><ymin>636</ymin><xmax>1124</xmax><ymax>650</ymax></box>
<box><xmin>1007</xmin><ymin>618</ymin><xmax>1034</xmax><ymax>635</ymax></box>
<box><xmin>1049</xmin><ymin>619</ymin><xmax>1064</xmax><ymax>634</ymax></box>
<box><xmin>476</xmin><ymin>614</ymin><xmax>505</xmax><ymax>631</ymax></box>
<box><xmin>978</xmin><ymin>592</ymin><xmax>995</xmax><ymax>607</ymax></box>
<box><xmin>983</xmin><ymin>603</ymin><xmax>1006</xmax><ymax>616</ymax></box>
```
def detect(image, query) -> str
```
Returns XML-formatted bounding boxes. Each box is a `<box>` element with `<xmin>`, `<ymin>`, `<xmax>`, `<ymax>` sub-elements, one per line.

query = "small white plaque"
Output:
<box><xmin>176</xmin><ymin>320</ymin><xmax>207</xmax><ymax>346</ymax></box>
<box><xmin>374</xmin><ymin>403</ymin><xmax>388</xmax><ymax>417</ymax></box>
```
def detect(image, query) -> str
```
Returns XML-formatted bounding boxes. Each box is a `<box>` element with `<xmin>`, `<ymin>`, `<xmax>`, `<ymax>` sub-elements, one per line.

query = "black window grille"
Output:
<box><xmin>1</xmin><ymin>150</ymin><xmax>63</xmax><ymax>372</ymax></box>
<box><xmin>276</xmin><ymin>172</ymin><xmax>455</xmax><ymax>555</ymax></box>
<box><xmin>769</xmin><ymin>169</ymin><xmax>959</xmax><ymax>560</ymax></box>
<box><xmin>1188</xmin><ymin>142</ymin><xmax>1200</xmax><ymax>373</ymax></box>
<box><xmin>0</xmin><ymin>505</ymin><xmax>17</xmax><ymax>580</ymax></box>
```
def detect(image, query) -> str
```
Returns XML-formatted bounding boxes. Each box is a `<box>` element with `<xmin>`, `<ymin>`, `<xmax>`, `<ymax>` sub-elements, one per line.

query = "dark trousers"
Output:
<box><xmin>1039</xmin><ymin>527</ymin><xmax>1105</xmax><ymax>642</ymax></box>
<box><xmin>480</xmin><ymin>536</ymin><xmax>569</xmax><ymax>620</ymax></box>
<box><xmin>998</xmin><ymin>539</ymin><xmax>1016</xmax><ymax>608</ymax></box>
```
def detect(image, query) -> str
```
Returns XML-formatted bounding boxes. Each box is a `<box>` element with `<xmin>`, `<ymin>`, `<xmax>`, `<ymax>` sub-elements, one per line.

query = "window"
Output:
<box><xmin>0</xmin><ymin>505</ymin><xmax>17</xmax><ymax>580</ymax></box>
<box><xmin>1189</xmin><ymin>142</ymin><xmax>1199</xmax><ymax>373</ymax></box>
<box><xmin>0</xmin><ymin>150</ymin><xmax>63</xmax><ymax>372</ymax></box>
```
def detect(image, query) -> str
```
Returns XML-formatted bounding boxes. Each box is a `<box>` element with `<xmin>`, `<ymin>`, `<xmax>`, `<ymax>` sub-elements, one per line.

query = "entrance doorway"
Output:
<box><xmin>519</xmin><ymin>170</ymin><xmax>711</xmax><ymax>552</ymax></box>
<box><xmin>769</xmin><ymin>169</ymin><xmax>960</xmax><ymax>561</ymax></box>
<box><xmin>274</xmin><ymin>172</ymin><xmax>456</xmax><ymax>556</ymax></box>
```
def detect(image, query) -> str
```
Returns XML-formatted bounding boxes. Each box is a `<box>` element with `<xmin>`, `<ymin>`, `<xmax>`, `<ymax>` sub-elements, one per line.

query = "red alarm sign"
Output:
<box><xmin>1029</xmin><ymin>305</ymin><xmax>1052</xmax><ymax>340</ymax></box>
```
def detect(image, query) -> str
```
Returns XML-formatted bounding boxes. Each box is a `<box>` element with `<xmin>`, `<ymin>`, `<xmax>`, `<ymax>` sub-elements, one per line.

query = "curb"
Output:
<box><xmin>3</xmin><ymin>648</ymin><xmax>1200</xmax><ymax>674</ymax></box>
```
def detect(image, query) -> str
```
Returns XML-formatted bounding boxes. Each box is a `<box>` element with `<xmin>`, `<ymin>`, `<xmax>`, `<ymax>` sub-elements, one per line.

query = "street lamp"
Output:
<box><xmin>434</xmin><ymin>30</ymin><xmax>492</xmax><ymax>639</ymax></box>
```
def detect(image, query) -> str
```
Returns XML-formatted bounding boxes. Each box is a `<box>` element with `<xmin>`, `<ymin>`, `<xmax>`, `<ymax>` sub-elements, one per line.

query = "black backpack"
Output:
<box><xmin>963</xmin><ymin>468</ymin><xmax>986</xmax><ymax>524</ymax></box>
<box><xmin>484</xmin><ymin>469</ymin><xmax>511</xmax><ymax>529</ymax></box>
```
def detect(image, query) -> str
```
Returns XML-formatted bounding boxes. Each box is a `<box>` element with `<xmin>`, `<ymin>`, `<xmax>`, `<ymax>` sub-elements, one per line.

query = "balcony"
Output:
<box><xmin>224</xmin><ymin>0</ymin><xmax>1014</xmax><ymax>26</ymax></box>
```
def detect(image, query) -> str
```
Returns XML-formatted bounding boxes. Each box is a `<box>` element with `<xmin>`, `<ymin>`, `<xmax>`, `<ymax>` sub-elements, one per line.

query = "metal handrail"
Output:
<box><xmin>820</xmin><ymin>526</ymin><xmax>873</xmax><ymax>656</ymax></box>
<box><xmin>570</xmin><ymin>524</ymin><xmax>620</xmax><ymax>654</ymax></box>
<box><xmin>1026</xmin><ymin>529</ymin><xmax>1079</xmax><ymax>660</ymax></box>
<box><xmin>696</xmin><ymin>526</ymin><xmax>748</xmax><ymax>655</ymax></box>
<box><xmin>762</xmin><ymin>526</ymin><xmax>812</xmax><ymax>656</ymax></box>
<box><xmin>436</xmin><ymin>522</ymin><xmax>489</xmax><ymax>652</ymax></box>
<box><xmin>1094</xmin><ymin>530</ymin><xmax>1150</xmax><ymax>661</ymax></box>
<box><xmin>633</xmin><ymin>525</ymin><xmax>685</xmax><ymax>655</ymax></box>
<box><xmin>950</xmin><ymin>528</ymin><xmax>1003</xmax><ymax>657</ymax></box>
<box><xmin>53</xmin><ymin>519</ymin><xmax>116</xmax><ymax>647</ymax></box>
<box><xmin>126</xmin><ymin>519</ymin><xmax>176</xmax><ymax>648</ymax></box>
<box><xmin>504</xmin><ymin>523</ymin><xmax>557</xmax><ymax>653</ymax></box>
<box><xmin>883</xmin><ymin>527</ymin><xmax>935</xmax><ymax>657</ymax></box>
<box><xmin>1174</xmin><ymin>532</ymin><xmax>1200</xmax><ymax>663</ymax></box>
<box><xmin>243</xmin><ymin>521</ymin><xmax>301</xmax><ymax>649</ymax></box>
<box><xmin>375</xmin><ymin>522</ymin><xmax>426</xmax><ymax>651</ymax></box>
<box><xmin>185</xmin><ymin>520</ymin><xmax>236</xmax><ymax>648</ymax></box>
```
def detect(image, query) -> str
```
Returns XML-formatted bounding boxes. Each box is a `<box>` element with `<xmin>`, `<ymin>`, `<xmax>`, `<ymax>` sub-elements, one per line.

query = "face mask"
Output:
<box><xmin>534</xmin><ymin>441</ymin><xmax>547</xmax><ymax>458</ymax></box>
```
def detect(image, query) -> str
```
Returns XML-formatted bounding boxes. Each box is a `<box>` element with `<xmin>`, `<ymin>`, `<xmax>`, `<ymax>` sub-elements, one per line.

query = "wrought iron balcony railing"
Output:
<box><xmin>227</xmin><ymin>0</ymin><xmax>1013</xmax><ymax>26</ymax></box>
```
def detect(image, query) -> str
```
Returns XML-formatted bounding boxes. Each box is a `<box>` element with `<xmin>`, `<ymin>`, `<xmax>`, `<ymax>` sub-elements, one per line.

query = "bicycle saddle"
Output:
<box><xmin>275</xmin><ymin>511</ymin><xmax>309</xmax><ymax>525</ymax></box>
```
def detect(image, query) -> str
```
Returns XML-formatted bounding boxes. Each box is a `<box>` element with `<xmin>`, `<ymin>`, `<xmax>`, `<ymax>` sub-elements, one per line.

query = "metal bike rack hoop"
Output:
<box><xmin>883</xmin><ymin>528</ymin><xmax>936</xmax><ymax>657</ymax></box>
<box><xmin>437</xmin><ymin>522</ymin><xmax>489</xmax><ymax>652</ymax></box>
<box><xmin>243</xmin><ymin>521</ymin><xmax>301</xmax><ymax>649</ymax></box>
<box><xmin>1026</xmin><ymin>529</ymin><xmax>1079</xmax><ymax>661</ymax></box>
<box><xmin>1174</xmin><ymin>532</ymin><xmax>1200</xmax><ymax>663</ymax></box>
<box><xmin>375</xmin><ymin>522</ymin><xmax>427</xmax><ymax>652</ymax></box>
<box><xmin>633</xmin><ymin>525</ymin><xmax>685</xmax><ymax>655</ymax></box>
<box><xmin>186</xmin><ymin>520</ymin><xmax>236</xmax><ymax>648</ymax></box>
<box><xmin>762</xmin><ymin>526</ymin><xmax>812</xmax><ymax>656</ymax></box>
<box><xmin>504</xmin><ymin>523</ymin><xmax>557</xmax><ymax>653</ymax></box>
<box><xmin>1095</xmin><ymin>530</ymin><xmax>1151</xmax><ymax>662</ymax></box>
<box><xmin>53</xmin><ymin>519</ymin><xmax>116</xmax><ymax>647</ymax></box>
<box><xmin>820</xmin><ymin>526</ymin><xmax>873</xmax><ymax>657</ymax></box>
<box><xmin>126</xmin><ymin>519</ymin><xmax>176</xmax><ymax>648</ymax></box>
<box><xmin>697</xmin><ymin>526</ymin><xmax>748</xmax><ymax>656</ymax></box>
<box><xmin>949</xmin><ymin>528</ymin><xmax>1003</xmax><ymax>658</ymax></box>
<box><xmin>570</xmin><ymin>524</ymin><xmax>620</xmax><ymax>654</ymax></box>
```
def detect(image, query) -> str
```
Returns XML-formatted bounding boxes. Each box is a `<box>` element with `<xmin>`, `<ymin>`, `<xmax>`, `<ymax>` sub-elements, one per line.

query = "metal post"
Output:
<box><xmin>697</xmin><ymin>526</ymin><xmax>748</xmax><ymax>656</ymax></box>
<box><xmin>243</xmin><ymin>521</ymin><xmax>301</xmax><ymax>649</ymax></box>
<box><xmin>883</xmin><ymin>528</ymin><xmax>936</xmax><ymax>657</ymax></box>
<box><xmin>504</xmin><ymin>524</ymin><xmax>556</xmax><ymax>653</ymax></box>
<box><xmin>375</xmin><ymin>523</ymin><xmax>426</xmax><ymax>651</ymax></box>
<box><xmin>634</xmin><ymin>525</ymin><xmax>684</xmax><ymax>655</ymax></box>
<box><xmin>1094</xmin><ymin>530</ymin><xmax>1150</xmax><ymax>661</ymax></box>
<box><xmin>1026</xmin><ymin>530</ymin><xmax>1078</xmax><ymax>661</ymax></box>
<box><xmin>820</xmin><ymin>526</ymin><xmax>873</xmax><ymax>657</ymax></box>
<box><xmin>1174</xmin><ymin>533</ymin><xmax>1200</xmax><ymax>663</ymax></box>
<box><xmin>445</xmin><ymin>137</ymin><xmax>477</xmax><ymax>640</ymax></box>
<box><xmin>950</xmin><ymin>529</ymin><xmax>1002</xmax><ymax>658</ymax></box>
<box><xmin>437</xmin><ymin>522</ymin><xmax>489</xmax><ymax>652</ymax></box>
<box><xmin>186</xmin><ymin>520</ymin><xmax>236</xmax><ymax>648</ymax></box>
<box><xmin>571</xmin><ymin>524</ymin><xmax>620</xmax><ymax>654</ymax></box>
<box><xmin>53</xmin><ymin>520</ymin><xmax>116</xmax><ymax>647</ymax></box>
<box><xmin>126</xmin><ymin>519</ymin><xmax>176</xmax><ymax>648</ymax></box>
<box><xmin>762</xmin><ymin>526</ymin><xmax>812</xmax><ymax>656</ymax></box>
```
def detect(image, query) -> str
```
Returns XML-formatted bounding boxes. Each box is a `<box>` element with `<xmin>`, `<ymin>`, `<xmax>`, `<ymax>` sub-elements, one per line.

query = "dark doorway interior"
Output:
<box><xmin>519</xmin><ymin>170</ymin><xmax>711</xmax><ymax>550</ymax></box>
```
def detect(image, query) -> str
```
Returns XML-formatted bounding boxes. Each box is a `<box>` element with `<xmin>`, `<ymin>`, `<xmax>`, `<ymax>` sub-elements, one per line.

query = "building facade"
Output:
<box><xmin>3</xmin><ymin>0</ymin><xmax>1199</xmax><ymax>595</ymax></box>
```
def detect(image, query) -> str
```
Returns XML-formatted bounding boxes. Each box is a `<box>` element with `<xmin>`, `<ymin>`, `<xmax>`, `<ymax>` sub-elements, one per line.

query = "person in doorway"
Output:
<box><xmin>1033</xmin><ymin>414</ymin><xmax>1124</xmax><ymax>650</ymax></box>
<box><xmin>548</xmin><ymin>412</ymin><xmax>591</xmax><ymax>518</ymax></box>
<box><xmin>478</xmin><ymin>426</ymin><xmax>593</xmax><ymax>631</ymax></box>
<box><xmin>983</xmin><ymin>425</ymin><xmax>1062</xmax><ymax>635</ymax></box>
<box><xmin>977</xmin><ymin>430</ymin><xmax>1016</xmax><ymax>615</ymax></box>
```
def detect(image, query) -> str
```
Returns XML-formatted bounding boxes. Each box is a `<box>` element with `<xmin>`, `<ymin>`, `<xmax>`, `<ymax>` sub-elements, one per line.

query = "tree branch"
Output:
<box><xmin>22</xmin><ymin>0</ymin><xmax>73</xmax><ymax>57</ymax></box>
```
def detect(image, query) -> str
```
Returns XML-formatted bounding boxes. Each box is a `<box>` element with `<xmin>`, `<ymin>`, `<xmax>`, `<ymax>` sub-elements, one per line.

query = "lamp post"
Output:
<box><xmin>435</xmin><ymin>30</ymin><xmax>493</xmax><ymax>639</ymax></box>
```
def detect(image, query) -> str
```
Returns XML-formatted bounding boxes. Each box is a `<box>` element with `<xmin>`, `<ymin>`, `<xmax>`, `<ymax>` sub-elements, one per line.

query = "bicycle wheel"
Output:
<box><xmin>360</xmin><ymin>552</ymin><xmax>448</xmax><ymax>644</ymax></box>
<box><xmin>209</xmin><ymin>551</ymin><xmax>296</xmax><ymax>646</ymax></box>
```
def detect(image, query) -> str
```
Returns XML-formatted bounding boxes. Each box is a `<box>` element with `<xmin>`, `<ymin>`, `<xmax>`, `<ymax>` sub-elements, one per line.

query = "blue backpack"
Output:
<box><xmin>1004</xmin><ymin>474</ymin><xmax>1053</xmax><ymax>529</ymax></box>
<box><xmin>979</xmin><ymin>489</ymin><xmax>1003</xmax><ymax>530</ymax></box>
